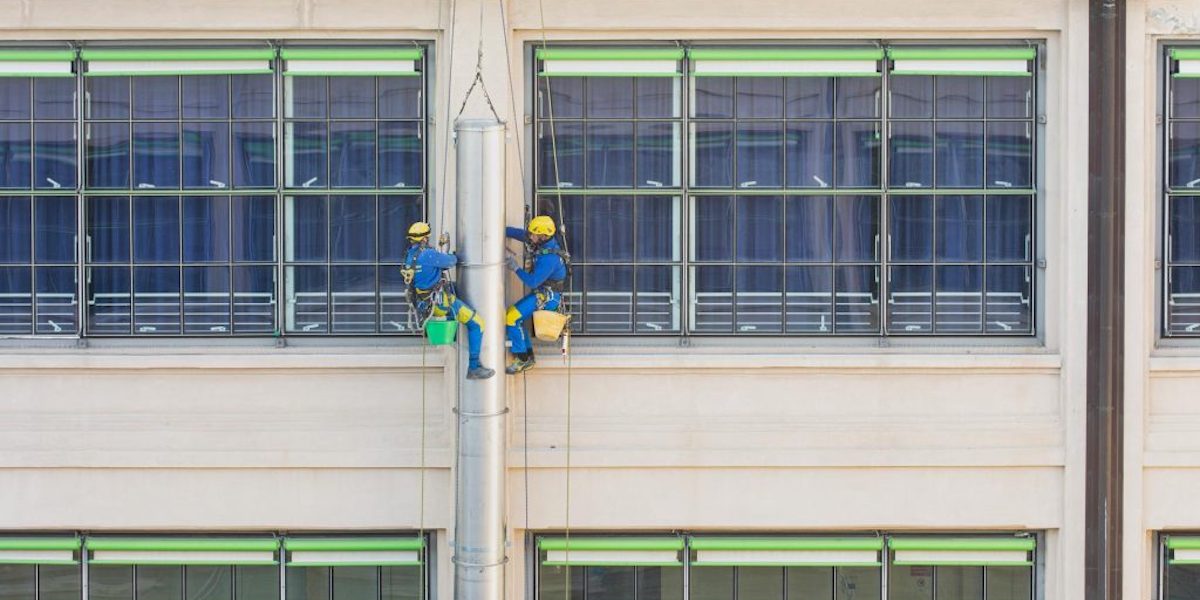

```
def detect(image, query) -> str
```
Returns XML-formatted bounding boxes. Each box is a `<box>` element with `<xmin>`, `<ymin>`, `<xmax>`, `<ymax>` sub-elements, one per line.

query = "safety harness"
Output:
<box><xmin>533</xmin><ymin>245</ymin><xmax>572</xmax><ymax>295</ymax></box>
<box><xmin>402</xmin><ymin>244</ymin><xmax>451</xmax><ymax>324</ymax></box>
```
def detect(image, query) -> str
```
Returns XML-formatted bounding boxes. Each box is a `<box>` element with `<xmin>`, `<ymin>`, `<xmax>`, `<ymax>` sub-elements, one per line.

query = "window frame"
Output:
<box><xmin>31</xmin><ymin>42</ymin><xmax>433</xmax><ymax>339</ymax></box>
<box><xmin>530</xmin><ymin>42</ymin><xmax>1043</xmax><ymax>338</ymax></box>
<box><xmin>529</xmin><ymin>533</ymin><xmax>1038</xmax><ymax>600</ymax></box>
<box><xmin>1160</xmin><ymin>45</ymin><xmax>1200</xmax><ymax>339</ymax></box>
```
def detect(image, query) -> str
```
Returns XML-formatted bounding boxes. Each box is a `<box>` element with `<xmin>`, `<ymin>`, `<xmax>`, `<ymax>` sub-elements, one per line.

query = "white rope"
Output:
<box><xmin>535</xmin><ymin>0</ymin><xmax>574</xmax><ymax>586</ymax></box>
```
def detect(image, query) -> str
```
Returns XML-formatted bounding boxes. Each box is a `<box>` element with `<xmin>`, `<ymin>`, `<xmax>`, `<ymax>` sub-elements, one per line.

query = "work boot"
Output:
<box><xmin>466</xmin><ymin>365</ymin><xmax>495</xmax><ymax>380</ymax></box>
<box><xmin>505</xmin><ymin>356</ymin><xmax>536</xmax><ymax>375</ymax></box>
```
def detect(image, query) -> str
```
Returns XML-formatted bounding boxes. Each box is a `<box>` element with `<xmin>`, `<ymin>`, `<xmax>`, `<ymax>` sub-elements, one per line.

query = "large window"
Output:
<box><xmin>0</xmin><ymin>44</ymin><xmax>428</xmax><ymax>338</ymax></box>
<box><xmin>0</xmin><ymin>535</ymin><xmax>428</xmax><ymax>600</ymax></box>
<box><xmin>534</xmin><ymin>45</ymin><xmax>1039</xmax><ymax>336</ymax></box>
<box><xmin>533</xmin><ymin>535</ymin><xmax>1036</xmax><ymax>600</ymax></box>
<box><xmin>1164</xmin><ymin>535</ymin><xmax>1200</xmax><ymax>600</ymax></box>
<box><xmin>0</xmin><ymin>50</ymin><xmax>80</xmax><ymax>335</ymax></box>
<box><xmin>284</xmin><ymin>537</ymin><xmax>424</xmax><ymax>600</ymax></box>
<box><xmin>0</xmin><ymin>537</ymin><xmax>81</xmax><ymax>600</ymax></box>
<box><xmin>1165</xmin><ymin>48</ymin><xmax>1200</xmax><ymax>336</ymax></box>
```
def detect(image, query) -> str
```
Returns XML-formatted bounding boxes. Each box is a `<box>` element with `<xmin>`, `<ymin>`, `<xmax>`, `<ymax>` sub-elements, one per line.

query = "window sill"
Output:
<box><xmin>540</xmin><ymin>338</ymin><xmax>1059</xmax><ymax>372</ymax></box>
<box><xmin>0</xmin><ymin>337</ymin><xmax>442</xmax><ymax>370</ymax></box>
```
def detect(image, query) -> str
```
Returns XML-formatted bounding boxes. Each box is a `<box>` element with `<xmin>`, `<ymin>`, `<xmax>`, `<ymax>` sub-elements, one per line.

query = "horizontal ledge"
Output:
<box><xmin>0</xmin><ymin>350</ymin><xmax>448</xmax><ymax>371</ymax></box>
<box><xmin>524</xmin><ymin>352</ymin><xmax>1060</xmax><ymax>372</ymax></box>
<box><xmin>507</xmin><ymin>448</ymin><xmax>1066</xmax><ymax>469</ymax></box>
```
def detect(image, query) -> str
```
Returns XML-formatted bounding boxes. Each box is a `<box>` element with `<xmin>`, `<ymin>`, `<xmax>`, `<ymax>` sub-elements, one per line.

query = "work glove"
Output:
<box><xmin>504</xmin><ymin>253</ymin><xmax>521</xmax><ymax>272</ymax></box>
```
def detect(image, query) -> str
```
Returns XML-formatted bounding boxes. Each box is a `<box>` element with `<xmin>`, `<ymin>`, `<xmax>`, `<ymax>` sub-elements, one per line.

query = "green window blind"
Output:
<box><xmin>536</xmin><ymin>48</ymin><xmax>684</xmax><ymax>77</ymax></box>
<box><xmin>280</xmin><ymin>48</ymin><xmax>423</xmax><ymax>76</ymax></box>
<box><xmin>1167</xmin><ymin>536</ymin><xmax>1200</xmax><ymax>564</ymax></box>
<box><xmin>537</xmin><ymin>537</ymin><xmax>684</xmax><ymax>566</ymax></box>
<box><xmin>888</xmin><ymin>537</ymin><xmax>1035</xmax><ymax>566</ymax></box>
<box><xmin>688</xmin><ymin>48</ymin><xmax>883</xmax><ymax>77</ymax></box>
<box><xmin>0</xmin><ymin>537</ymin><xmax>81</xmax><ymax>565</ymax></box>
<box><xmin>1171</xmin><ymin>48</ymin><xmax>1200</xmax><ymax>78</ymax></box>
<box><xmin>283</xmin><ymin>537</ymin><xmax>424</xmax><ymax>566</ymax></box>
<box><xmin>887</xmin><ymin>47</ymin><xmax>1036</xmax><ymax>77</ymax></box>
<box><xmin>690</xmin><ymin>537</ymin><xmax>882</xmax><ymax>567</ymax></box>
<box><xmin>85</xmin><ymin>537</ymin><xmax>280</xmax><ymax>565</ymax></box>
<box><xmin>81</xmin><ymin>48</ymin><xmax>275</xmax><ymax>76</ymax></box>
<box><xmin>0</xmin><ymin>49</ymin><xmax>76</xmax><ymax>77</ymax></box>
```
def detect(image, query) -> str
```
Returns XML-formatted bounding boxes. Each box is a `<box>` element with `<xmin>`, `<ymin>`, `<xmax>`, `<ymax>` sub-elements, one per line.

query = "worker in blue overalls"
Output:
<box><xmin>403</xmin><ymin>221</ymin><xmax>494</xmax><ymax>380</ymax></box>
<box><xmin>503</xmin><ymin>215</ymin><xmax>569</xmax><ymax>374</ymax></box>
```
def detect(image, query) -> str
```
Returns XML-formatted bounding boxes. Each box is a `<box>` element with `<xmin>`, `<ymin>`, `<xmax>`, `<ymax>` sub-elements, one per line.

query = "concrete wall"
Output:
<box><xmin>0</xmin><ymin>1</ymin><xmax>1103</xmax><ymax>599</ymax></box>
<box><xmin>1134</xmin><ymin>2</ymin><xmax>1200</xmax><ymax>599</ymax></box>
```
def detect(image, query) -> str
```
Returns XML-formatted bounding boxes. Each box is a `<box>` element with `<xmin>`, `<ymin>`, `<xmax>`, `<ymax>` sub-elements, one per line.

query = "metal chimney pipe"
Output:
<box><xmin>453</xmin><ymin>118</ymin><xmax>507</xmax><ymax>600</ymax></box>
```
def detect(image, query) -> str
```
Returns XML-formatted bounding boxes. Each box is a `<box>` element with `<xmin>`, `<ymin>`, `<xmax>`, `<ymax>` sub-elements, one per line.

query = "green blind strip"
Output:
<box><xmin>86</xmin><ymin>538</ymin><xmax>280</xmax><ymax>565</ymax></box>
<box><xmin>0</xmin><ymin>537</ymin><xmax>81</xmax><ymax>565</ymax></box>
<box><xmin>538</xmin><ymin>537</ymin><xmax>685</xmax><ymax>566</ymax></box>
<box><xmin>284</xmin><ymin>537</ymin><xmax>424</xmax><ymax>567</ymax></box>
<box><xmin>537</xmin><ymin>48</ymin><xmax>683</xmax><ymax>77</ymax></box>
<box><xmin>281</xmin><ymin>48</ymin><xmax>422</xmax><ymax>77</ymax></box>
<box><xmin>81</xmin><ymin>48</ymin><xmax>275</xmax><ymax>76</ymax></box>
<box><xmin>1171</xmin><ymin>49</ymin><xmax>1200</xmax><ymax>78</ymax></box>
<box><xmin>690</xmin><ymin>537</ymin><xmax>883</xmax><ymax>567</ymax></box>
<box><xmin>889</xmin><ymin>537</ymin><xmax>1035</xmax><ymax>566</ymax></box>
<box><xmin>1166</xmin><ymin>536</ymin><xmax>1200</xmax><ymax>564</ymax></box>
<box><xmin>887</xmin><ymin>47</ymin><xmax>1035</xmax><ymax>77</ymax></box>
<box><xmin>0</xmin><ymin>49</ymin><xmax>76</xmax><ymax>78</ymax></box>
<box><xmin>689</xmin><ymin>48</ymin><xmax>881</xmax><ymax>78</ymax></box>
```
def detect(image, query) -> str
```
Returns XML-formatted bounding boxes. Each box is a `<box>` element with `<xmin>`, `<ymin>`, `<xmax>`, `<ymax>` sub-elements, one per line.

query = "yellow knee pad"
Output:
<box><xmin>456</xmin><ymin>305</ymin><xmax>483</xmax><ymax>328</ymax></box>
<box><xmin>505</xmin><ymin>305</ymin><xmax>522</xmax><ymax>327</ymax></box>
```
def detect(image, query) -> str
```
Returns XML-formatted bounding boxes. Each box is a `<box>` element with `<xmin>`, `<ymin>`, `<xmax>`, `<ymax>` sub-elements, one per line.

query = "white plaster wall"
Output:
<box><xmin>1137</xmin><ymin>2</ymin><xmax>1200</xmax><ymax>600</ymax></box>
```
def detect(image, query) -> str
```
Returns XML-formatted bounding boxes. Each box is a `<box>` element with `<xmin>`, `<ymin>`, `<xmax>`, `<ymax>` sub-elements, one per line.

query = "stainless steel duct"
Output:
<box><xmin>453</xmin><ymin>118</ymin><xmax>507</xmax><ymax>600</ymax></box>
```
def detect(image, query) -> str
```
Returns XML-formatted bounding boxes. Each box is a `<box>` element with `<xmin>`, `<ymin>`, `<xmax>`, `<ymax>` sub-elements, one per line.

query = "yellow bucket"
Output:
<box><xmin>532</xmin><ymin>310</ymin><xmax>569</xmax><ymax>342</ymax></box>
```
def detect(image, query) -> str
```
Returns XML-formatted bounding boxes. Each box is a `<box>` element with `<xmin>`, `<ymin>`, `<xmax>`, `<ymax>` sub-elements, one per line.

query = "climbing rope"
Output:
<box><xmin>534</xmin><ymin>0</ymin><xmax>574</xmax><ymax>585</ymax></box>
<box><xmin>418</xmin><ymin>330</ymin><xmax>429</xmax><ymax>599</ymax></box>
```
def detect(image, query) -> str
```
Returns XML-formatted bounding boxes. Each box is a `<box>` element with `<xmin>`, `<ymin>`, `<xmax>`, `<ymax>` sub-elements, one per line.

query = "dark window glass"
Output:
<box><xmin>538</xmin><ymin>121</ymin><xmax>583</xmax><ymax>188</ymax></box>
<box><xmin>132</xmin><ymin>76</ymin><xmax>179</xmax><ymax>119</ymax></box>
<box><xmin>0</xmin><ymin>78</ymin><xmax>31</xmax><ymax>119</ymax></box>
<box><xmin>88</xmin><ymin>77</ymin><xmax>130</xmax><ymax>120</ymax></box>
<box><xmin>587</xmin><ymin>77</ymin><xmax>634</xmax><ymax>118</ymax></box>
<box><xmin>286</xmin><ymin>568</ymin><xmax>329</xmax><ymax>600</ymax></box>
<box><xmin>89</xmin><ymin>566</ymin><xmax>134</xmax><ymax>600</ymax></box>
<box><xmin>183</xmin><ymin>121</ymin><xmax>231</xmax><ymax>188</ymax></box>
<box><xmin>182</xmin><ymin>75</ymin><xmax>230</xmax><ymax>119</ymax></box>
<box><xmin>891</xmin><ymin>75</ymin><xmax>933</xmax><ymax>118</ymax></box>
<box><xmin>332</xmin><ymin>567</ymin><xmax>376</xmax><ymax>600</ymax></box>
<box><xmin>538</xmin><ymin>76</ymin><xmax>584</xmax><ymax>119</ymax></box>
<box><xmin>692</xmin><ymin>122</ymin><xmax>733</xmax><ymax>187</ymax></box>
<box><xmin>40</xmin><ymin>565</ymin><xmax>82</xmax><ymax>600</ymax></box>
<box><xmin>34</xmin><ymin>121</ymin><xmax>77</xmax><ymax>190</ymax></box>
<box><xmin>87</xmin><ymin>122</ymin><xmax>130</xmax><ymax>188</ymax></box>
<box><xmin>35</xmin><ymin>78</ymin><xmax>76</xmax><ymax>120</ymax></box>
<box><xmin>785</xmin><ymin>77</ymin><xmax>833</xmax><ymax>119</ymax></box>
<box><xmin>693</xmin><ymin>77</ymin><xmax>733</xmax><ymax>118</ymax></box>
<box><xmin>0</xmin><ymin>196</ymin><xmax>32</xmax><ymax>263</ymax></box>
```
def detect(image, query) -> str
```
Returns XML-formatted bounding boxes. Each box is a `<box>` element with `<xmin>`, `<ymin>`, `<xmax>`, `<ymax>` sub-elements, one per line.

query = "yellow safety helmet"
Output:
<box><xmin>527</xmin><ymin>215</ymin><xmax>557</xmax><ymax>237</ymax></box>
<box><xmin>407</xmin><ymin>221</ymin><xmax>432</xmax><ymax>241</ymax></box>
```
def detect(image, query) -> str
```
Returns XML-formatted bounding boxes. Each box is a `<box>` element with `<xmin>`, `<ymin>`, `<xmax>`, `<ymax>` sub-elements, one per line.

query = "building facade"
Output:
<box><xmin>0</xmin><ymin>0</ymin><xmax>1192</xmax><ymax>599</ymax></box>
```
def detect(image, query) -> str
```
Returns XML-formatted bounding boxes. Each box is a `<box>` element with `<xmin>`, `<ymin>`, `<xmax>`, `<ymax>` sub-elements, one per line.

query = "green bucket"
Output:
<box><xmin>424</xmin><ymin>318</ymin><xmax>458</xmax><ymax>346</ymax></box>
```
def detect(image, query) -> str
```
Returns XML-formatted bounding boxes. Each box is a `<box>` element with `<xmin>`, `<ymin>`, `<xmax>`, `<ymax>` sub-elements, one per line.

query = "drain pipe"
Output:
<box><xmin>453</xmin><ymin>118</ymin><xmax>508</xmax><ymax>600</ymax></box>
